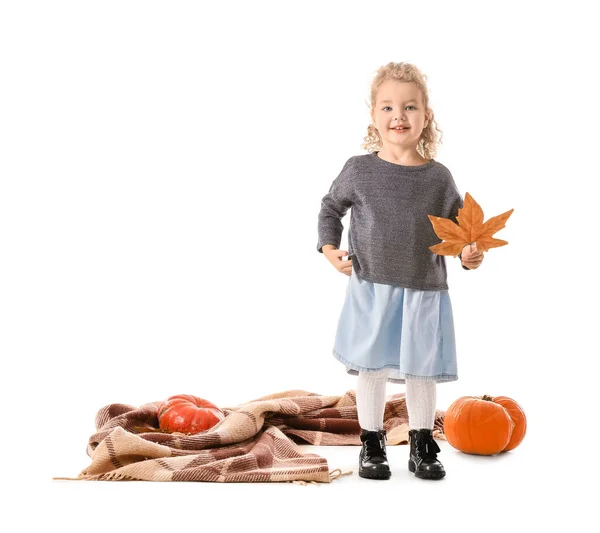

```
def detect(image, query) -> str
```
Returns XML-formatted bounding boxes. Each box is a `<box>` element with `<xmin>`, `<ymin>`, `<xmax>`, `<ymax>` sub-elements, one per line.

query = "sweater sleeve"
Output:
<box><xmin>445</xmin><ymin>175</ymin><xmax>464</xmax><ymax>227</ymax></box>
<box><xmin>317</xmin><ymin>158</ymin><xmax>355</xmax><ymax>253</ymax></box>
<box><xmin>445</xmin><ymin>170</ymin><xmax>471</xmax><ymax>270</ymax></box>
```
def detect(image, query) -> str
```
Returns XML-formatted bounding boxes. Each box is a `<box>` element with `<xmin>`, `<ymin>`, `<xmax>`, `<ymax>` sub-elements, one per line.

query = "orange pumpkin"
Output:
<box><xmin>443</xmin><ymin>394</ymin><xmax>526</xmax><ymax>455</ymax></box>
<box><xmin>157</xmin><ymin>394</ymin><xmax>225</xmax><ymax>435</ymax></box>
<box><xmin>493</xmin><ymin>395</ymin><xmax>527</xmax><ymax>451</ymax></box>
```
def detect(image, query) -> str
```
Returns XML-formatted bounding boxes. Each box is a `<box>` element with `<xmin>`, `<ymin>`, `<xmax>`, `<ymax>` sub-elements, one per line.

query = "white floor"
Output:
<box><xmin>42</xmin><ymin>435</ymin><xmax>592</xmax><ymax>532</ymax></box>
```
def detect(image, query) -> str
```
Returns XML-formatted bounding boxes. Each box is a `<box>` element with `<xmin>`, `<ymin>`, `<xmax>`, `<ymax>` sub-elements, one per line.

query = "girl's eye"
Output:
<box><xmin>383</xmin><ymin>105</ymin><xmax>416</xmax><ymax>111</ymax></box>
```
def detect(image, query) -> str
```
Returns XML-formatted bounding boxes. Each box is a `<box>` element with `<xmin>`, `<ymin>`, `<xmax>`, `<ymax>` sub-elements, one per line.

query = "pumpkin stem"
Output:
<box><xmin>481</xmin><ymin>395</ymin><xmax>494</xmax><ymax>401</ymax></box>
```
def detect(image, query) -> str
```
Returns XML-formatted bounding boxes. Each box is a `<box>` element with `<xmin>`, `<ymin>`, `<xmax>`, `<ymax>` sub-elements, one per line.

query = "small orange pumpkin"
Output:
<box><xmin>157</xmin><ymin>394</ymin><xmax>225</xmax><ymax>435</ymax></box>
<box><xmin>493</xmin><ymin>395</ymin><xmax>527</xmax><ymax>451</ymax></box>
<box><xmin>443</xmin><ymin>394</ymin><xmax>526</xmax><ymax>455</ymax></box>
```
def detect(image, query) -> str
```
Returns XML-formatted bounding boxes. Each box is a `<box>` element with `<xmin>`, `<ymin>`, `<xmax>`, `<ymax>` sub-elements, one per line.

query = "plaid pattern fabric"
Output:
<box><xmin>54</xmin><ymin>389</ymin><xmax>446</xmax><ymax>484</ymax></box>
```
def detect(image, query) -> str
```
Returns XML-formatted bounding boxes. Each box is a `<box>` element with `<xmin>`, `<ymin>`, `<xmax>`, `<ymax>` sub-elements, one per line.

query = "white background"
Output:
<box><xmin>2</xmin><ymin>0</ymin><xmax>598</xmax><ymax>530</ymax></box>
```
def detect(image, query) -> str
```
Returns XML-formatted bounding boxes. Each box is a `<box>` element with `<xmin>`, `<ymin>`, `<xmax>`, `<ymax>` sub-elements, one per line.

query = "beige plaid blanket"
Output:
<box><xmin>54</xmin><ymin>389</ymin><xmax>446</xmax><ymax>484</ymax></box>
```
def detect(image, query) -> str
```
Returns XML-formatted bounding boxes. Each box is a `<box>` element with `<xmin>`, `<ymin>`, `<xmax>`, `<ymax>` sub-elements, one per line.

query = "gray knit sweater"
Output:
<box><xmin>317</xmin><ymin>151</ymin><xmax>470</xmax><ymax>290</ymax></box>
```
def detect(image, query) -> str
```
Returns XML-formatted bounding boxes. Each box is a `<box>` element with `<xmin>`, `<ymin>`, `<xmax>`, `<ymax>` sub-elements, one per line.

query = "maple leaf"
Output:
<box><xmin>427</xmin><ymin>192</ymin><xmax>514</xmax><ymax>257</ymax></box>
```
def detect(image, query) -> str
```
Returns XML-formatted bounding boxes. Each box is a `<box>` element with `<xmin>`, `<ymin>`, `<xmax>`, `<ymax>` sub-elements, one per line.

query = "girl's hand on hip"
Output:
<box><xmin>323</xmin><ymin>246</ymin><xmax>353</xmax><ymax>276</ymax></box>
<box><xmin>461</xmin><ymin>243</ymin><xmax>484</xmax><ymax>269</ymax></box>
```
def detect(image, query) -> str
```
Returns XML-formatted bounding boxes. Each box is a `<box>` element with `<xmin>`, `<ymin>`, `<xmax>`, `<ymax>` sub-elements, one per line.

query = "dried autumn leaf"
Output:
<box><xmin>427</xmin><ymin>192</ymin><xmax>514</xmax><ymax>257</ymax></box>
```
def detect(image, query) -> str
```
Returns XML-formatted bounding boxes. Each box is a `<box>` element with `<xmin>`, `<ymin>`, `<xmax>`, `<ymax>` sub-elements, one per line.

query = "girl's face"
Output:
<box><xmin>371</xmin><ymin>80</ymin><xmax>429</xmax><ymax>150</ymax></box>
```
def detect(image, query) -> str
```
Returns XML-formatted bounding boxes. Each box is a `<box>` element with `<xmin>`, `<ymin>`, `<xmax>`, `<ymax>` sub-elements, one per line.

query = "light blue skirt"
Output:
<box><xmin>332</xmin><ymin>266</ymin><xmax>458</xmax><ymax>384</ymax></box>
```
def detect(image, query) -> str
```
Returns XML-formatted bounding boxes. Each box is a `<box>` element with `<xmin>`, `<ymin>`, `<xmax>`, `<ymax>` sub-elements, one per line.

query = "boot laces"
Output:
<box><xmin>363</xmin><ymin>432</ymin><xmax>386</xmax><ymax>461</ymax></box>
<box><xmin>414</xmin><ymin>431</ymin><xmax>441</xmax><ymax>461</ymax></box>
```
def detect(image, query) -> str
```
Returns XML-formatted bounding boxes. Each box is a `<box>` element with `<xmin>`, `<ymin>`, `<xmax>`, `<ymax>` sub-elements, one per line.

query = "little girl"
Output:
<box><xmin>317</xmin><ymin>62</ymin><xmax>484</xmax><ymax>481</ymax></box>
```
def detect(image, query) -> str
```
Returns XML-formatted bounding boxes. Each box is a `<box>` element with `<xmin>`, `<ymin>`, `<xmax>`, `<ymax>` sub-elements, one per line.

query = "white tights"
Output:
<box><xmin>356</xmin><ymin>369</ymin><xmax>437</xmax><ymax>431</ymax></box>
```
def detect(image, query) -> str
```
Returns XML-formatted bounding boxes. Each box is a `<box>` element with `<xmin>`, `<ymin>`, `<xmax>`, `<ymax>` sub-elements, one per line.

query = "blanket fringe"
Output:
<box><xmin>290</xmin><ymin>468</ymin><xmax>353</xmax><ymax>486</ymax></box>
<box><xmin>52</xmin><ymin>472</ymin><xmax>136</xmax><ymax>481</ymax></box>
<box><xmin>55</xmin><ymin>470</ymin><xmax>356</xmax><ymax>484</ymax></box>
<box><xmin>329</xmin><ymin>468</ymin><xmax>353</xmax><ymax>481</ymax></box>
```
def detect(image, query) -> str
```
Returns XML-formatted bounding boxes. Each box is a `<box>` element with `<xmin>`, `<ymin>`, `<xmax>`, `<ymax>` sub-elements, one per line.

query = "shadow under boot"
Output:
<box><xmin>408</xmin><ymin>428</ymin><xmax>446</xmax><ymax>480</ymax></box>
<box><xmin>359</xmin><ymin>428</ymin><xmax>391</xmax><ymax>480</ymax></box>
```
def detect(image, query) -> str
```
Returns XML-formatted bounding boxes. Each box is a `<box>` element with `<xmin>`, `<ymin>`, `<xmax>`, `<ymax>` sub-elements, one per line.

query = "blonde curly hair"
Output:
<box><xmin>361</xmin><ymin>62</ymin><xmax>443</xmax><ymax>160</ymax></box>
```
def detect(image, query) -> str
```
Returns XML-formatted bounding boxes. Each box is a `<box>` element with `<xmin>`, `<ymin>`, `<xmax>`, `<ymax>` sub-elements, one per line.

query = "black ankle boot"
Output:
<box><xmin>359</xmin><ymin>428</ymin><xmax>391</xmax><ymax>480</ymax></box>
<box><xmin>408</xmin><ymin>428</ymin><xmax>445</xmax><ymax>480</ymax></box>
